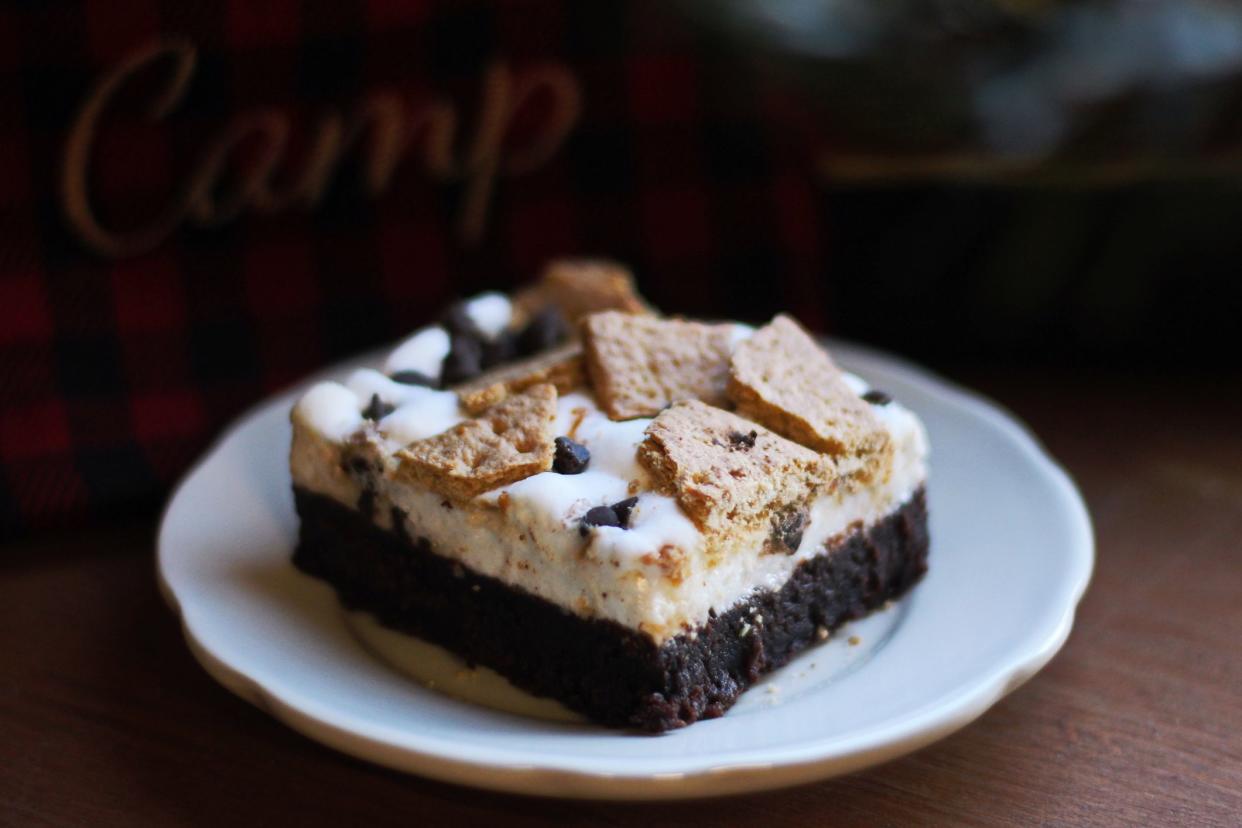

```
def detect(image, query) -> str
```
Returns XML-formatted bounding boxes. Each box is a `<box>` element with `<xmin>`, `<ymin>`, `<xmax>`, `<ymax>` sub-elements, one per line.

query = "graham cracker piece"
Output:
<box><xmin>582</xmin><ymin>311</ymin><xmax>735</xmax><ymax>420</ymax></box>
<box><xmin>727</xmin><ymin>315</ymin><xmax>892</xmax><ymax>484</ymax></box>
<box><xmin>638</xmin><ymin>401</ymin><xmax>822</xmax><ymax>539</ymax></box>
<box><xmin>396</xmin><ymin>383</ymin><xmax>557</xmax><ymax>500</ymax></box>
<box><xmin>513</xmin><ymin>259</ymin><xmax>652</xmax><ymax>326</ymax></box>
<box><xmin>455</xmin><ymin>343</ymin><xmax>584</xmax><ymax>414</ymax></box>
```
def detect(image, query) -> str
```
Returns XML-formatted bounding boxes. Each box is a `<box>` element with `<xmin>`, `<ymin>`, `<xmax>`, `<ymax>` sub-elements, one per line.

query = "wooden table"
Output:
<box><xmin>4</xmin><ymin>370</ymin><xmax>1240</xmax><ymax>826</ymax></box>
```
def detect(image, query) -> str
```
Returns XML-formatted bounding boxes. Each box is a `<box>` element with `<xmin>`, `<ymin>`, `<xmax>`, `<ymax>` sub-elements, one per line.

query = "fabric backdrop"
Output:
<box><xmin>3</xmin><ymin>0</ymin><xmax>1240</xmax><ymax>537</ymax></box>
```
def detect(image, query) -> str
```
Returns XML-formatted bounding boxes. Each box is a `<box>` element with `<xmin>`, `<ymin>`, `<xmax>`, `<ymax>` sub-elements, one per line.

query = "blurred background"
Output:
<box><xmin>3</xmin><ymin>0</ymin><xmax>1241</xmax><ymax>537</ymax></box>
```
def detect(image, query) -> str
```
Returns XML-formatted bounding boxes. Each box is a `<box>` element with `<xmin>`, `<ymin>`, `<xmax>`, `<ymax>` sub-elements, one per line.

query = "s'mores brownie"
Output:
<box><xmin>290</xmin><ymin>260</ymin><xmax>929</xmax><ymax>731</ymax></box>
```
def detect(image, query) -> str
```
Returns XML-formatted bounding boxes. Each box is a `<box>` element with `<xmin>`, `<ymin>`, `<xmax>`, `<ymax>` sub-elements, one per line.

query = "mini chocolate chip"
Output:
<box><xmin>771</xmin><ymin>509</ymin><xmax>807</xmax><ymax>554</ymax></box>
<box><xmin>361</xmin><ymin>393</ymin><xmax>394</xmax><ymax>422</ymax></box>
<box><xmin>611</xmin><ymin>496</ymin><xmax>639</xmax><ymax>528</ymax></box>
<box><xmin>389</xmin><ymin>369</ymin><xmax>437</xmax><ymax>387</ymax></box>
<box><xmin>482</xmin><ymin>330</ymin><xmax>517</xmax><ymax>368</ymax></box>
<box><xmin>862</xmin><ymin>389</ymin><xmax>892</xmax><ymax>406</ymax></box>
<box><xmin>729</xmin><ymin>429</ymin><xmax>758</xmax><ymax>449</ymax></box>
<box><xmin>516</xmin><ymin>306</ymin><xmax>569</xmax><ymax>355</ymax></box>
<box><xmin>553</xmin><ymin>436</ymin><xmax>591</xmax><ymax>474</ymax></box>
<box><xmin>440</xmin><ymin>333</ymin><xmax>483</xmax><ymax>385</ymax></box>
<box><xmin>440</xmin><ymin>302</ymin><xmax>484</xmax><ymax>338</ymax></box>
<box><xmin>580</xmin><ymin>505</ymin><xmax>621</xmax><ymax>536</ymax></box>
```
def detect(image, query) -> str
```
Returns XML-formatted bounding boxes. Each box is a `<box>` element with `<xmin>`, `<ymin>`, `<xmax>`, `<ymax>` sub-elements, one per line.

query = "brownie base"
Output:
<box><xmin>293</xmin><ymin>486</ymin><xmax>929</xmax><ymax>732</ymax></box>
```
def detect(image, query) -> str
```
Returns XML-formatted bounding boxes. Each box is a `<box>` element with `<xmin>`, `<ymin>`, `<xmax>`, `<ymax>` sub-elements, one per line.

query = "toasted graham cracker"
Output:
<box><xmin>513</xmin><ymin>259</ymin><xmax>651</xmax><ymax>326</ymax></box>
<box><xmin>582</xmin><ymin>311</ymin><xmax>735</xmax><ymax>420</ymax></box>
<box><xmin>728</xmin><ymin>315</ymin><xmax>892</xmax><ymax>484</ymax></box>
<box><xmin>396</xmin><ymin>383</ymin><xmax>557</xmax><ymax>500</ymax></box>
<box><xmin>637</xmin><ymin>400</ymin><xmax>822</xmax><ymax>539</ymax></box>
<box><xmin>455</xmin><ymin>343</ymin><xmax>584</xmax><ymax>414</ymax></box>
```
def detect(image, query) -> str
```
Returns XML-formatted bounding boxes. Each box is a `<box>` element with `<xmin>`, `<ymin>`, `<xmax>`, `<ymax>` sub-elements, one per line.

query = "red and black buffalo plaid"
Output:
<box><xmin>0</xmin><ymin>1</ymin><xmax>833</xmax><ymax>537</ymax></box>
<box><xmin>14</xmin><ymin>1</ymin><xmax>1239</xmax><ymax>539</ymax></box>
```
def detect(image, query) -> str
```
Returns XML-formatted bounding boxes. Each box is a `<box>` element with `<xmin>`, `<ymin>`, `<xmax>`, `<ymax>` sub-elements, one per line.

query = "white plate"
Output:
<box><xmin>157</xmin><ymin>341</ymin><xmax>1093</xmax><ymax>800</ymax></box>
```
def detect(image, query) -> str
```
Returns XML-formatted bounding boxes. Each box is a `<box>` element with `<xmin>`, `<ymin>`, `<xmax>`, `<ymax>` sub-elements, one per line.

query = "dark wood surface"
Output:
<box><xmin>3</xmin><ymin>370</ymin><xmax>1240</xmax><ymax>827</ymax></box>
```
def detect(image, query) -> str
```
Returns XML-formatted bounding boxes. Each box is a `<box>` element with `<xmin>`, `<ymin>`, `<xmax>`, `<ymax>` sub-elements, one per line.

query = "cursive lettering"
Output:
<box><xmin>61</xmin><ymin>36</ymin><xmax>582</xmax><ymax>258</ymax></box>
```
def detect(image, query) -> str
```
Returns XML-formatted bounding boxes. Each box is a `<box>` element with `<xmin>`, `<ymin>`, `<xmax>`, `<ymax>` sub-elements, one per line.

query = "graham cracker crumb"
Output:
<box><xmin>513</xmin><ymin>259</ymin><xmax>651</xmax><ymax>326</ymax></box>
<box><xmin>637</xmin><ymin>400</ymin><xmax>822</xmax><ymax>539</ymax></box>
<box><xmin>396</xmin><ymin>383</ymin><xmax>557</xmax><ymax>500</ymax></box>
<box><xmin>583</xmin><ymin>312</ymin><xmax>735</xmax><ymax>420</ymax></box>
<box><xmin>567</xmin><ymin>406</ymin><xmax>588</xmax><ymax>440</ymax></box>
<box><xmin>639</xmin><ymin>545</ymin><xmax>688</xmax><ymax>585</ymax></box>
<box><xmin>728</xmin><ymin>314</ymin><xmax>892</xmax><ymax>485</ymax></box>
<box><xmin>455</xmin><ymin>343</ymin><xmax>583</xmax><ymax>414</ymax></box>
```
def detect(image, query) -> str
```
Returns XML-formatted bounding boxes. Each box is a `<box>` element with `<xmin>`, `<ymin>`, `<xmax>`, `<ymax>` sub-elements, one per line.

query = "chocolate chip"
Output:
<box><xmin>440</xmin><ymin>302</ymin><xmax>484</xmax><ymax>339</ymax></box>
<box><xmin>481</xmin><ymin>329</ymin><xmax>518</xmax><ymax>368</ymax></box>
<box><xmin>728</xmin><ymin>429</ymin><xmax>758</xmax><ymax>450</ymax></box>
<box><xmin>516</xmin><ymin>306</ymin><xmax>569</xmax><ymax>355</ymax></box>
<box><xmin>389</xmin><ymin>369</ymin><xmax>437</xmax><ymax>387</ymax></box>
<box><xmin>580</xmin><ymin>505</ymin><xmax>621</xmax><ymax>536</ymax></box>
<box><xmin>611</xmin><ymin>496</ymin><xmax>639</xmax><ymax>528</ymax></box>
<box><xmin>862</xmin><ymin>389</ymin><xmax>892</xmax><ymax>406</ymax></box>
<box><xmin>553</xmin><ymin>436</ymin><xmax>590</xmax><ymax>474</ymax></box>
<box><xmin>579</xmin><ymin>495</ymin><xmax>641</xmax><ymax>535</ymax></box>
<box><xmin>440</xmin><ymin>333</ymin><xmax>483</xmax><ymax>385</ymax></box>
<box><xmin>771</xmin><ymin>509</ymin><xmax>807</xmax><ymax>554</ymax></box>
<box><xmin>361</xmin><ymin>393</ymin><xmax>395</xmax><ymax>422</ymax></box>
<box><xmin>441</xmin><ymin>297</ymin><xmax>522</xmax><ymax>373</ymax></box>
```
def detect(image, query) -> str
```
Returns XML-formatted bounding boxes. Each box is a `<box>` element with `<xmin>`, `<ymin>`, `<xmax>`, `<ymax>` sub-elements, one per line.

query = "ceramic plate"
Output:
<box><xmin>157</xmin><ymin>341</ymin><xmax>1093</xmax><ymax>800</ymax></box>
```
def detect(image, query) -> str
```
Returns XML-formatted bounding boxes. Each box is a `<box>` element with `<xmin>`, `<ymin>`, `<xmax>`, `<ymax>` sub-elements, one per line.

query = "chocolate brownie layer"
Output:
<box><xmin>293</xmin><ymin>487</ymin><xmax>929</xmax><ymax>732</ymax></box>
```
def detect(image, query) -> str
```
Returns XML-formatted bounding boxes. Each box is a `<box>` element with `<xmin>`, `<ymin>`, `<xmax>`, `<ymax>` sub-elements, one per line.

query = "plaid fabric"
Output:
<box><xmin>13</xmin><ymin>1</ymin><xmax>1239</xmax><ymax>538</ymax></box>
<box><xmin>0</xmin><ymin>1</ymin><xmax>831</xmax><ymax>537</ymax></box>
